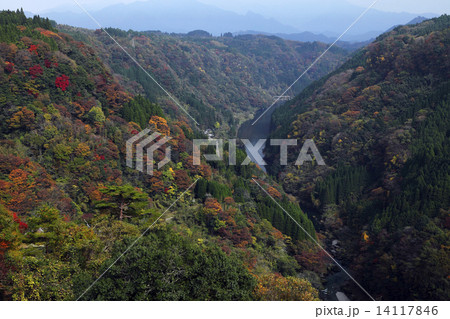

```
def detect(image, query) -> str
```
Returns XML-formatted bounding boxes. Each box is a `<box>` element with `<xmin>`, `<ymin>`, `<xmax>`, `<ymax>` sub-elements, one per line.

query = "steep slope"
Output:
<box><xmin>59</xmin><ymin>25</ymin><xmax>349</xmax><ymax>136</ymax></box>
<box><xmin>0</xmin><ymin>10</ymin><xmax>322</xmax><ymax>301</ymax></box>
<box><xmin>268</xmin><ymin>15</ymin><xmax>450</xmax><ymax>300</ymax></box>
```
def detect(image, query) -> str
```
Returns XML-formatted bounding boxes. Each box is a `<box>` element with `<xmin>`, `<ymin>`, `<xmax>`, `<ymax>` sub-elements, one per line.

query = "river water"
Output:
<box><xmin>237</xmin><ymin>105</ymin><xmax>280</xmax><ymax>172</ymax></box>
<box><xmin>237</xmin><ymin>104</ymin><xmax>352</xmax><ymax>301</ymax></box>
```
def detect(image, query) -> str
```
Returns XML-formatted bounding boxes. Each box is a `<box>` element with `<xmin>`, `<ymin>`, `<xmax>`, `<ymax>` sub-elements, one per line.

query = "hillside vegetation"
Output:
<box><xmin>268</xmin><ymin>15</ymin><xmax>450</xmax><ymax>300</ymax></box>
<box><xmin>0</xmin><ymin>9</ymin><xmax>324</xmax><ymax>301</ymax></box>
<box><xmin>59</xmin><ymin>24</ymin><xmax>349</xmax><ymax>135</ymax></box>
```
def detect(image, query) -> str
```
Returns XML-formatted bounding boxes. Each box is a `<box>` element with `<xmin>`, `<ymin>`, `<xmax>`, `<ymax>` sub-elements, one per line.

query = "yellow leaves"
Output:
<box><xmin>198</xmin><ymin>66</ymin><xmax>206</xmax><ymax>73</ymax></box>
<box><xmin>390</xmin><ymin>155</ymin><xmax>398</xmax><ymax>165</ymax></box>
<box><xmin>362</xmin><ymin>231</ymin><xmax>370</xmax><ymax>242</ymax></box>
<box><xmin>362</xmin><ymin>85</ymin><xmax>381</xmax><ymax>96</ymax></box>
<box><xmin>254</xmin><ymin>273</ymin><xmax>320</xmax><ymax>301</ymax></box>
<box><xmin>8</xmin><ymin>107</ymin><xmax>35</xmax><ymax>129</ymax></box>
<box><xmin>75</xmin><ymin>143</ymin><xmax>91</xmax><ymax>157</ymax></box>
<box><xmin>148</xmin><ymin>116</ymin><xmax>170</xmax><ymax>136</ymax></box>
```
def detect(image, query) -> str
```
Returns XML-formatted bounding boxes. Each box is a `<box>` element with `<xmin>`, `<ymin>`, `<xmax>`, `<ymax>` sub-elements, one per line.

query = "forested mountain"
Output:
<box><xmin>1</xmin><ymin>8</ymin><xmax>448</xmax><ymax>302</ymax></box>
<box><xmin>58</xmin><ymin>24</ymin><xmax>348</xmax><ymax>136</ymax></box>
<box><xmin>0</xmin><ymin>9</ymin><xmax>324</xmax><ymax>301</ymax></box>
<box><xmin>267</xmin><ymin>15</ymin><xmax>450</xmax><ymax>300</ymax></box>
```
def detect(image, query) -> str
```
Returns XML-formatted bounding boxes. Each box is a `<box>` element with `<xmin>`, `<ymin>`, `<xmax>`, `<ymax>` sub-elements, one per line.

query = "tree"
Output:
<box><xmin>55</xmin><ymin>74</ymin><xmax>69</xmax><ymax>91</ymax></box>
<box><xmin>76</xmin><ymin>226</ymin><xmax>256</xmax><ymax>300</ymax></box>
<box><xmin>174</xmin><ymin>169</ymin><xmax>191</xmax><ymax>190</ymax></box>
<box><xmin>204</xmin><ymin>198</ymin><xmax>222</xmax><ymax>215</ymax></box>
<box><xmin>254</xmin><ymin>273</ymin><xmax>319</xmax><ymax>301</ymax></box>
<box><xmin>0</xmin><ymin>204</ymin><xmax>22</xmax><ymax>299</ymax></box>
<box><xmin>86</xmin><ymin>106</ymin><xmax>106</xmax><ymax>125</ymax></box>
<box><xmin>148</xmin><ymin>115</ymin><xmax>170</xmax><ymax>135</ymax></box>
<box><xmin>96</xmin><ymin>185</ymin><xmax>148</xmax><ymax>220</ymax></box>
<box><xmin>8</xmin><ymin>107</ymin><xmax>35</xmax><ymax>130</ymax></box>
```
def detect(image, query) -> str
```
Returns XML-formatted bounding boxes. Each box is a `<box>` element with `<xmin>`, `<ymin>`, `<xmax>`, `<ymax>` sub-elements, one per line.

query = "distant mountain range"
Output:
<box><xmin>41</xmin><ymin>0</ymin><xmax>298</xmax><ymax>34</ymax></box>
<box><xmin>235</xmin><ymin>16</ymin><xmax>431</xmax><ymax>49</ymax></box>
<box><xmin>38</xmin><ymin>0</ymin><xmax>437</xmax><ymax>42</ymax></box>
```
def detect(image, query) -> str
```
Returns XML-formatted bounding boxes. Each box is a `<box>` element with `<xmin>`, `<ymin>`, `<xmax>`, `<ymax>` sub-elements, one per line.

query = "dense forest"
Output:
<box><xmin>0</xmin><ymin>8</ymin><xmax>448</xmax><ymax>302</ymax></box>
<box><xmin>58</xmin><ymin>24</ymin><xmax>349</xmax><ymax>136</ymax></box>
<box><xmin>268</xmin><ymin>14</ymin><xmax>450</xmax><ymax>300</ymax></box>
<box><xmin>0</xmin><ymin>9</ymin><xmax>324</xmax><ymax>301</ymax></box>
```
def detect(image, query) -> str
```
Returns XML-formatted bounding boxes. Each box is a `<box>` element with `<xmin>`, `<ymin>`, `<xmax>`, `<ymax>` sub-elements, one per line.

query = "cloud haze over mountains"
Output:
<box><xmin>39</xmin><ymin>0</ymin><xmax>437</xmax><ymax>41</ymax></box>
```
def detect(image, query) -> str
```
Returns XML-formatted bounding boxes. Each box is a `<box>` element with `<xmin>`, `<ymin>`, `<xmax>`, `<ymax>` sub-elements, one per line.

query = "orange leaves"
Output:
<box><xmin>35</xmin><ymin>28</ymin><xmax>63</xmax><ymax>40</ymax></box>
<box><xmin>174</xmin><ymin>169</ymin><xmax>191</xmax><ymax>190</ymax></box>
<box><xmin>223</xmin><ymin>197</ymin><xmax>235</xmax><ymax>205</ymax></box>
<box><xmin>341</xmin><ymin>109</ymin><xmax>361</xmax><ymax>118</ymax></box>
<box><xmin>204</xmin><ymin>198</ymin><xmax>222</xmax><ymax>215</ymax></box>
<box><xmin>8</xmin><ymin>107</ymin><xmax>35</xmax><ymax>130</ymax></box>
<box><xmin>148</xmin><ymin>171</ymin><xmax>164</xmax><ymax>193</ymax></box>
<box><xmin>267</xmin><ymin>186</ymin><xmax>282</xmax><ymax>199</ymax></box>
<box><xmin>148</xmin><ymin>116</ymin><xmax>170</xmax><ymax>136</ymax></box>
<box><xmin>0</xmin><ymin>157</ymin><xmax>64</xmax><ymax>216</ymax></box>
<box><xmin>295</xmin><ymin>241</ymin><xmax>329</xmax><ymax>274</ymax></box>
<box><xmin>254</xmin><ymin>273</ymin><xmax>320</xmax><ymax>301</ymax></box>
<box><xmin>104</xmin><ymin>83</ymin><xmax>132</xmax><ymax>111</ymax></box>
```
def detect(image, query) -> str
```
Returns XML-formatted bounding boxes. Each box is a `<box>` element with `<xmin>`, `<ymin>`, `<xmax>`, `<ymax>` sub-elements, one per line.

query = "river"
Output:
<box><xmin>237</xmin><ymin>104</ymin><xmax>352</xmax><ymax>301</ymax></box>
<box><xmin>237</xmin><ymin>104</ymin><xmax>280</xmax><ymax>172</ymax></box>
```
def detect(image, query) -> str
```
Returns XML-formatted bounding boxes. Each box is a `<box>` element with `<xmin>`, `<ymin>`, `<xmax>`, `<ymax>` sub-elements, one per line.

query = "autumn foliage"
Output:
<box><xmin>148</xmin><ymin>116</ymin><xmax>170</xmax><ymax>136</ymax></box>
<box><xmin>55</xmin><ymin>74</ymin><xmax>70</xmax><ymax>91</ymax></box>
<box><xmin>254</xmin><ymin>273</ymin><xmax>319</xmax><ymax>301</ymax></box>
<box><xmin>204</xmin><ymin>198</ymin><xmax>222</xmax><ymax>214</ymax></box>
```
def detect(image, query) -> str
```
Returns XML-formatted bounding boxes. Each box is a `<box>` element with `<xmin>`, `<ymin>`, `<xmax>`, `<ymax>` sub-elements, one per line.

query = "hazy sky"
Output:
<box><xmin>2</xmin><ymin>0</ymin><xmax>449</xmax><ymax>15</ymax></box>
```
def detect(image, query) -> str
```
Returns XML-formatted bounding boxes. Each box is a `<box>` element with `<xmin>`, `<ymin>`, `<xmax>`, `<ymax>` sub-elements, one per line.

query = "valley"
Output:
<box><xmin>0</xmin><ymin>8</ymin><xmax>448</xmax><ymax>302</ymax></box>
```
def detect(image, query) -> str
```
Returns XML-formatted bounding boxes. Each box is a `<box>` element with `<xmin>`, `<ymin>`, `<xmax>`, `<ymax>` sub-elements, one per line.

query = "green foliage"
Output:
<box><xmin>195</xmin><ymin>179</ymin><xmax>232</xmax><ymax>201</ymax></box>
<box><xmin>315</xmin><ymin>165</ymin><xmax>369</xmax><ymax>206</ymax></box>
<box><xmin>86</xmin><ymin>106</ymin><xmax>106</xmax><ymax>125</ymax></box>
<box><xmin>121</xmin><ymin>95</ymin><xmax>164</xmax><ymax>128</ymax></box>
<box><xmin>96</xmin><ymin>185</ymin><xmax>148</xmax><ymax>220</ymax></box>
<box><xmin>266</xmin><ymin>14</ymin><xmax>450</xmax><ymax>301</ymax></box>
<box><xmin>0</xmin><ymin>9</ymin><xmax>54</xmax><ymax>43</ymax></box>
<box><xmin>0</xmin><ymin>9</ymin><xmax>321</xmax><ymax>301</ymax></box>
<box><xmin>256</xmin><ymin>197</ymin><xmax>316</xmax><ymax>242</ymax></box>
<box><xmin>77</xmin><ymin>226</ymin><xmax>257</xmax><ymax>300</ymax></box>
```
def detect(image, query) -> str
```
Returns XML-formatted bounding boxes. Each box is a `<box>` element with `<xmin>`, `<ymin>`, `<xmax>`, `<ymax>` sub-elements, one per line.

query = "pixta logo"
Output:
<box><xmin>127</xmin><ymin>130</ymin><xmax>325</xmax><ymax>175</ymax></box>
<box><xmin>193</xmin><ymin>138</ymin><xmax>325</xmax><ymax>167</ymax></box>
<box><xmin>126</xmin><ymin>129</ymin><xmax>171</xmax><ymax>175</ymax></box>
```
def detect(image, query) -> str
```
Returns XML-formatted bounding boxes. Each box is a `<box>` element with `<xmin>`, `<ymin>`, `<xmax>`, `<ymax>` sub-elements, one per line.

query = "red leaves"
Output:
<box><xmin>94</xmin><ymin>154</ymin><xmax>105</xmax><ymax>161</ymax></box>
<box><xmin>174</xmin><ymin>169</ymin><xmax>191</xmax><ymax>190</ymax></box>
<box><xmin>44</xmin><ymin>59</ymin><xmax>52</xmax><ymax>68</ymax></box>
<box><xmin>29</xmin><ymin>64</ymin><xmax>43</xmax><ymax>78</ymax></box>
<box><xmin>55</xmin><ymin>74</ymin><xmax>70</xmax><ymax>91</ymax></box>
<box><xmin>4</xmin><ymin>61</ymin><xmax>14</xmax><ymax>73</ymax></box>
<box><xmin>28</xmin><ymin>44</ymin><xmax>38</xmax><ymax>55</ymax></box>
<box><xmin>12</xmin><ymin>212</ymin><xmax>28</xmax><ymax>232</ymax></box>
